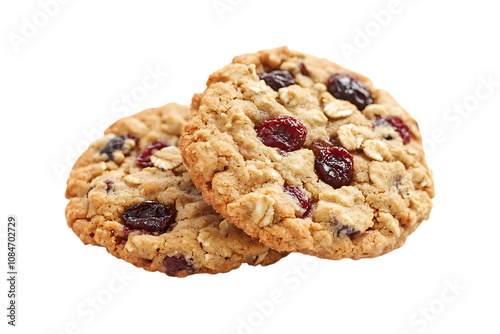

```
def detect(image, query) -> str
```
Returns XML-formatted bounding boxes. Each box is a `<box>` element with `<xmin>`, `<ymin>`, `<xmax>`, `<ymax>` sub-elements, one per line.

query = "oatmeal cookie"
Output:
<box><xmin>65</xmin><ymin>103</ymin><xmax>284</xmax><ymax>277</ymax></box>
<box><xmin>181</xmin><ymin>47</ymin><xmax>434</xmax><ymax>260</ymax></box>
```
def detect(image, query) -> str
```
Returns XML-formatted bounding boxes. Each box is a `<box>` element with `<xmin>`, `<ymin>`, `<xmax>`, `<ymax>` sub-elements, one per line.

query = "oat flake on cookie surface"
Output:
<box><xmin>180</xmin><ymin>47</ymin><xmax>434</xmax><ymax>260</ymax></box>
<box><xmin>65</xmin><ymin>103</ymin><xmax>284</xmax><ymax>277</ymax></box>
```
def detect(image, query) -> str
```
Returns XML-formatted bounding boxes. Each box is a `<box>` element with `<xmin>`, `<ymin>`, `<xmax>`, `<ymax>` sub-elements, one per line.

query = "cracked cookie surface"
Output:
<box><xmin>65</xmin><ymin>103</ymin><xmax>284</xmax><ymax>277</ymax></box>
<box><xmin>181</xmin><ymin>47</ymin><xmax>435</xmax><ymax>260</ymax></box>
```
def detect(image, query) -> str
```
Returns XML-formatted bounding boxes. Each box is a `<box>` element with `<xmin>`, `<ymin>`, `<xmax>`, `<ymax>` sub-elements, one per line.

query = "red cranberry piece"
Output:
<box><xmin>164</xmin><ymin>255</ymin><xmax>194</xmax><ymax>277</ymax></box>
<box><xmin>256</xmin><ymin>116</ymin><xmax>307</xmax><ymax>153</ymax></box>
<box><xmin>259</xmin><ymin>70</ymin><xmax>295</xmax><ymax>91</ymax></box>
<box><xmin>100</xmin><ymin>134</ymin><xmax>139</xmax><ymax>161</ymax></box>
<box><xmin>136</xmin><ymin>141</ymin><xmax>169</xmax><ymax>168</ymax></box>
<box><xmin>314</xmin><ymin>146</ymin><xmax>354</xmax><ymax>189</ymax></box>
<box><xmin>284</xmin><ymin>186</ymin><xmax>312</xmax><ymax>218</ymax></box>
<box><xmin>373</xmin><ymin>116</ymin><xmax>411</xmax><ymax>144</ymax></box>
<box><xmin>299</xmin><ymin>62</ymin><xmax>310</xmax><ymax>76</ymax></box>
<box><xmin>327</xmin><ymin>73</ymin><xmax>373</xmax><ymax>111</ymax></box>
<box><xmin>122</xmin><ymin>201</ymin><xmax>176</xmax><ymax>234</ymax></box>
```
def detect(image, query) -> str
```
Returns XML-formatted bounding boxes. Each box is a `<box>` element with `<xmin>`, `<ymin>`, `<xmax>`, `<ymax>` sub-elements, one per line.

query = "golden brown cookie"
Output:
<box><xmin>181</xmin><ymin>47</ymin><xmax>434</xmax><ymax>260</ymax></box>
<box><xmin>65</xmin><ymin>103</ymin><xmax>284</xmax><ymax>277</ymax></box>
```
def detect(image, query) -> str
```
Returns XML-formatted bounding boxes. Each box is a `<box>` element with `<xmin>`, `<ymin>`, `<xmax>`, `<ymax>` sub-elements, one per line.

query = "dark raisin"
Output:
<box><xmin>256</xmin><ymin>116</ymin><xmax>307</xmax><ymax>153</ymax></box>
<box><xmin>100</xmin><ymin>134</ymin><xmax>139</xmax><ymax>161</ymax></box>
<box><xmin>86</xmin><ymin>186</ymin><xmax>94</xmax><ymax>198</ymax></box>
<box><xmin>122</xmin><ymin>201</ymin><xmax>176</xmax><ymax>234</ymax></box>
<box><xmin>136</xmin><ymin>141</ymin><xmax>169</xmax><ymax>168</ymax></box>
<box><xmin>314</xmin><ymin>146</ymin><xmax>354</xmax><ymax>189</ymax></box>
<box><xmin>299</xmin><ymin>62</ymin><xmax>310</xmax><ymax>76</ymax></box>
<box><xmin>259</xmin><ymin>70</ymin><xmax>295</xmax><ymax>91</ymax></box>
<box><xmin>333</xmin><ymin>221</ymin><xmax>360</xmax><ymax>238</ymax></box>
<box><xmin>164</xmin><ymin>255</ymin><xmax>194</xmax><ymax>277</ymax></box>
<box><xmin>373</xmin><ymin>116</ymin><xmax>411</xmax><ymax>144</ymax></box>
<box><xmin>327</xmin><ymin>73</ymin><xmax>373</xmax><ymax>111</ymax></box>
<box><xmin>284</xmin><ymin>186</ymin><xmax>312</xmax><ymax>218</ymax></box>
<box><xmin>104</xmin><ymin>180</ymin><xmax>114</xmax><ymax>192</ymax></box>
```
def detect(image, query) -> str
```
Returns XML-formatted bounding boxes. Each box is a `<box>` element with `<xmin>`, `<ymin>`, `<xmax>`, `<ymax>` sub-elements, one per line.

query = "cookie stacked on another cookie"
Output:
<box><xmin>180</xmin><ymin>46</ymin><xmax>434</xmax><ymax>260</ymax></box>
<box><xmin>66</xmin><ymin>47</ymin><xmax>434</xmax><ymax>277</ymax></box>
<box><xmin>65</xmin><ymin>104</ymin><xmax>285</xmax><ymax>277</ymax></box>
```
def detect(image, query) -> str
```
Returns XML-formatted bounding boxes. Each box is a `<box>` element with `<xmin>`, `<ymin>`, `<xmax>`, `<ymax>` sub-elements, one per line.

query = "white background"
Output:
<box><xmin>1</xmin><ymin>0</ymin><xmax>499</xmax><ymax>333</ymax></box>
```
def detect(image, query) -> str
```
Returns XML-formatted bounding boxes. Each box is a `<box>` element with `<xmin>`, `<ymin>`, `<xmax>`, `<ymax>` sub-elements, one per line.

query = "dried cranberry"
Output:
<box><xmin>164</xmin><ymin>255</ymin><xmax>194</xmax><ymax>277</ymax></box>
<box><xmin>122</xmin><ymin>201</ymin><xmax>176</xmax><ymax>234</ymax></box>
<box><xmin>284</xmin><ymin>186</ymin><xmax>312</xmax><ymax>218</ymax></box>
<box><xmin>373</xmin><ymin>116</ymin><xmax>411</xmax><ymax>144</ymax></box>
<box><xmin>256</xmin><ymin>116</ymin><xmax>307</xmax><ymax>153</ymax></box>
<box><xmin>327</xmin><ymin>73</ymin><xmax>373</xmax><ymax>111</ymax></box>
<box><xmin>136</xmin><ymin>141</ymin><xmax>169</xmax><ymax>168</ymax></box>
<box><xmin>314</xmin><ymin>146</ymin><xmax>354</xmax><ymax>189</ymax></box>
<box><xmin>260</xmin><ymin>70</ymin><xmax>295</xmax><ymax>91</ymax></box>
<box><xmin>299</xmin><ymin>62</ymin><xmax>310</xmax><ymax>76</ymax></box>
<box><xmin>100</xmin><ymin>134</ymin><xmax>139</xmax><ymax>161</ymax></box>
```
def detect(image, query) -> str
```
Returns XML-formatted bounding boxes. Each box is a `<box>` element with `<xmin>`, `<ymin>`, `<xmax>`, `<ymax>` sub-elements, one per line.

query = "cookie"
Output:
<box><xmin>65</xmin><ymin>103</ymin><xmax>284</xmax><ymax>277</ymax></box>
<box><xmin>180</xmin><ymin>47</ymin><xmax>435</xmax><ymax>260</ymax></box>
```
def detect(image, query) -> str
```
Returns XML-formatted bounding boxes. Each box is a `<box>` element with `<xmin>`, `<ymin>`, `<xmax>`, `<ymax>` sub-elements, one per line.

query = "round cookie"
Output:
<box><xmin>180</xmin><ymin>47</ymin><xmax>435</xmax><ymax>260</ymax></box>
<box><xmin>65</xmin><ymin>103</ymin><xmax>284</xmax><ymax>277</ymax></box>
